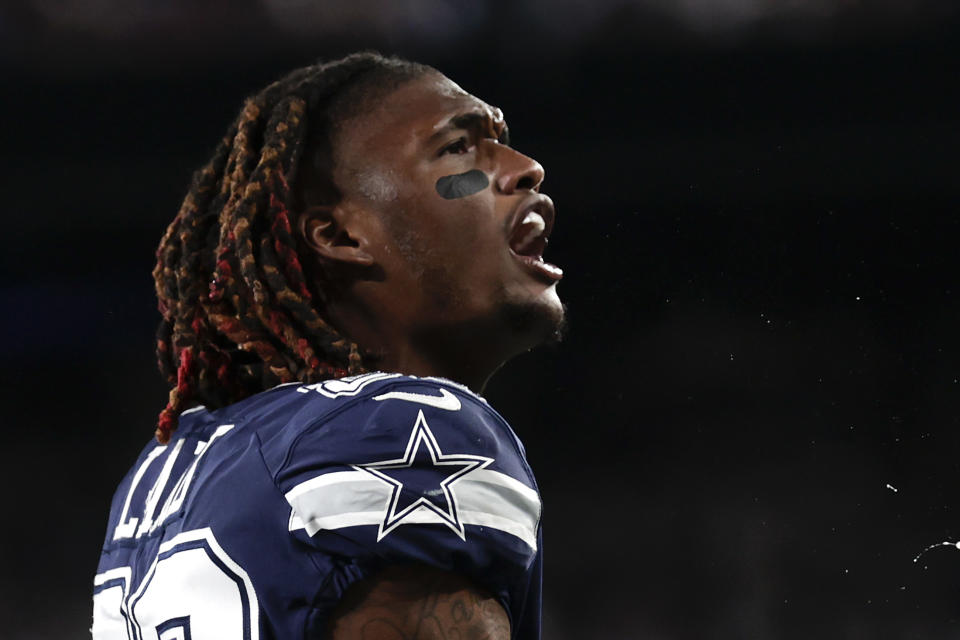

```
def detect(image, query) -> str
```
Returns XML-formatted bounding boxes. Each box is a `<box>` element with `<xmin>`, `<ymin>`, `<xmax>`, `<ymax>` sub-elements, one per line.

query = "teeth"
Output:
<box><xmin>541</xmin><ymin>262</ymin><xmax>563</xmax><ymax>276</ymax></box>
<box><xmin>521</xmin><ymin>211</ymin><xmax>546</xmax><ymax>234</ymax></box>
<box><xmin>518</xmin><ymin>211</ymin><xmax>546</xmax><ymax>248</ymax></box>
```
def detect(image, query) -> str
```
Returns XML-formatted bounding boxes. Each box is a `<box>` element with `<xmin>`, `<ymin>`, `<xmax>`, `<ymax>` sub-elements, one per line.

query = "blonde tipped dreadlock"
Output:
<box><xmin>153</xmin><ymin>53</ymin><xmax>430</xmax><ymax>443</ymax></box>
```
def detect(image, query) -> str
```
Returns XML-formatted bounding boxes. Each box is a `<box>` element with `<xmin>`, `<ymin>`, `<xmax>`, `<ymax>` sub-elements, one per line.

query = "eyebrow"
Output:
<box><xmin>428</xmin><ymin>111</ymin><xmax>511</xmax><ymax>146</ymax></box>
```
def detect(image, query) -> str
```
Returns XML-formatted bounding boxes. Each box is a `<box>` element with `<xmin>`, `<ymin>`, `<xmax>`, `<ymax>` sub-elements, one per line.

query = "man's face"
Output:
<box><xmin>332</xmin><ymin>72</ymin><xmax>565</xmax><ymax>353</ymax></box>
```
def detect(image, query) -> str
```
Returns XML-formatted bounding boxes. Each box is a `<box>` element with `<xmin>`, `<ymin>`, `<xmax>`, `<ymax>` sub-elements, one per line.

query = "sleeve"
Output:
<box><xmin>273</xmin><ymin>380</ymin><xmax>542</xmax><ymax>629</ymax></box>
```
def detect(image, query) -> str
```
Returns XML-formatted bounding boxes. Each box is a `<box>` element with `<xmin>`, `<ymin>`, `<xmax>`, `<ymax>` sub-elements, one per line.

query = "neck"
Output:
<box><xmin>325</xmin><ymin>300</ymin><xmax>514</xmax><ymax>393</ymax></box>
<box><xmin>374</xmin><ymin>339</ymin><xmax>506</xmax><ymax>393</ymax></box>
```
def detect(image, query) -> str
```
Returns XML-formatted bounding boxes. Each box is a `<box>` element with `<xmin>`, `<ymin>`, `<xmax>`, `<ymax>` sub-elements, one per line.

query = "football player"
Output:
<box><xmin>93</xmin><ymin>52</ymin><xmax>564</xmax><ymax>640</ymax></box>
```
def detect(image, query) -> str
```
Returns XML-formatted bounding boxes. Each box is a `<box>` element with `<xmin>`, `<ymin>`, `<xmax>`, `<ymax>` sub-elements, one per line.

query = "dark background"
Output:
<box><xmin>2</xmin><ymin>1</ymin><xmax>959</xmax><ymax>637</ymax></box>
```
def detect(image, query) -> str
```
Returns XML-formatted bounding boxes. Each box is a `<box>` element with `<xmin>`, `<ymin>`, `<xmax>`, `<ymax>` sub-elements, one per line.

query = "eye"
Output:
<box><xmin>440</xmin><ymin>137</ymin><xmax>470</xmax><ymax>156</ymax></box>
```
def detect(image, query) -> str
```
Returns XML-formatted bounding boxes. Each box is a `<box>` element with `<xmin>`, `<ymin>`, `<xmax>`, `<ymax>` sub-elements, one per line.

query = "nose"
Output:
<box><xmin>494</xmin><ymin>147</ymin><xmax>545</xmax><ymax>194</ymax></box>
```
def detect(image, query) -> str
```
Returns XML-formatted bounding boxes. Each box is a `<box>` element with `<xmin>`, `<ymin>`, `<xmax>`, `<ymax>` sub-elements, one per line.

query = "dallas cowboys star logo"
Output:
<box><xmin>353</xmin><ymin>409</ymin><xmax>493</xmax><ymax>541</ymax></box>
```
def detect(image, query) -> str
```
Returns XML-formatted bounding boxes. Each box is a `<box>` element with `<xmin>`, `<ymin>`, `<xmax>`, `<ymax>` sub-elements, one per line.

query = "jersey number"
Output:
<box><xmin>92</xmin><ymin>528</ymin><xmax>259</xmax><ymax>640</ymax></box>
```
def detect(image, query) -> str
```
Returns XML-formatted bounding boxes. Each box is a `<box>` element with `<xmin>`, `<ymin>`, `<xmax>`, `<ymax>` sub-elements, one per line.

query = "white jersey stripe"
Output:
<box><xmin>285</xmin><ymin>468</ymin><xmax>540</xmax><ymax>550</ymax></box>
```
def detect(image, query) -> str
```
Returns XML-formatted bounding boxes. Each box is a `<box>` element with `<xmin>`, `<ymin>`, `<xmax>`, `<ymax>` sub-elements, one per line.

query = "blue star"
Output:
<box><xmin>353</xmin><ymin>410</ymin><xmax>493</xmax><ymax>541</ymax></box>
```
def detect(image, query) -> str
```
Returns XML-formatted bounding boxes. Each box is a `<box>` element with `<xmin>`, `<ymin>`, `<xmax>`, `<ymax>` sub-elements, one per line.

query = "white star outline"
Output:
<box><xmin>352</xmin><ymin>409</ymin><xmax>494</xmax><ymax>541</ymax></box>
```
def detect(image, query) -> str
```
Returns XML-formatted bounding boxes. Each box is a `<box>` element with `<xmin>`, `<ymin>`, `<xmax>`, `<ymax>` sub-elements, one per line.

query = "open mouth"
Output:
<box><xmin>508</xmin><ymin>194</ymin><xmax>563</xmax><ymax>282</ymax></box>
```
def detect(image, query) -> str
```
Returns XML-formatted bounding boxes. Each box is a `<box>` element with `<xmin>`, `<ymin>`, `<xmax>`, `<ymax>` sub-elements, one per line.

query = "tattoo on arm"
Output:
<box><xmin>326</xmin><ymin>565</ymin><xmax>511</xmax><ymax>640</ymax></box>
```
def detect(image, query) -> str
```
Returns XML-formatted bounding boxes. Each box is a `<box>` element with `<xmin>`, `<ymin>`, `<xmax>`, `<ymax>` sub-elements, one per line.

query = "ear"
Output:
<box><xmin>297</xmin><ymin>204</ymin><xmax>376</xmax><ymax>267</ymax></box>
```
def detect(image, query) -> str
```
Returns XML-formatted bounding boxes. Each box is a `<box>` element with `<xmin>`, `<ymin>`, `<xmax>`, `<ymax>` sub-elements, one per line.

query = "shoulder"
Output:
<box><xmin>170</xmin><ymin>372</ymin><xmax>541</xmax><ymax>627</ymax></box>
<box><xmin>254</xmin><ymin>372</ymin><xmax>527</xmax><ymax>476</ymax></box>
<box><xmin>261</xmin><ymin>373</ymin><xmax>541</xmax><ymax>553</ymax></box>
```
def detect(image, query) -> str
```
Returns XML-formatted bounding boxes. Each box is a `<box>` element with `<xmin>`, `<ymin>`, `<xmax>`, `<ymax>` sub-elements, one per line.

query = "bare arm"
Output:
<box><xmin>326</xmin><ymin>565</ymin><xmax>511</xmax><ymax>640</ymax></box>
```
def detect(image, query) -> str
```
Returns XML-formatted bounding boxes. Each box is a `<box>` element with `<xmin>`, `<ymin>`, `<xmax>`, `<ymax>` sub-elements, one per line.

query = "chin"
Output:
<box><xmin>500</xmin><ymin>287</ymin><xmax>567</xmax><ymax>349</ymax></box>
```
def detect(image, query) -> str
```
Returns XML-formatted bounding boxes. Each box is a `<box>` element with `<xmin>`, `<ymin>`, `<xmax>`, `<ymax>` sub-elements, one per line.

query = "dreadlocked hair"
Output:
<box><xmin>153</xmin><ymin>52</ymin><xmax>431</xmax><ymax>443</ymax></box>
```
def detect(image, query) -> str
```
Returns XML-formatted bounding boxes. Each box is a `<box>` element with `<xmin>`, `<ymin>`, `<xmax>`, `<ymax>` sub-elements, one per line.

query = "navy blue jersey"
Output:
<box><xmin>93</xmin><ymin>373</ymin><xmax>543</xmax><ymax>640</ymax></box>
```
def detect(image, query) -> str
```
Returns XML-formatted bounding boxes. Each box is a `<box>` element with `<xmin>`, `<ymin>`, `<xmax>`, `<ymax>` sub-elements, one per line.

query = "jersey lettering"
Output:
<box><xmin>94</xmin><ymin>528</ymin><xmax>257</xmax><ymax>640</ymax></box>
<box><xmin>151</xmin><ymin>424</ymin><xmax>235</xmax><ymax>534</ymax></box>
<box><xmin>92</xmin><ymin>567</ymin><xmax>132</xmax><ymax>639</ymax></box>
<box><xmin>113</xmin><ymin>446</ymin><xmax>167</xmax><ymax>541</ymax></box>
<box><xmin>135</xmin><ymin>439</ymin><xmax>185</xmax><ymax>538</ymax></box>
